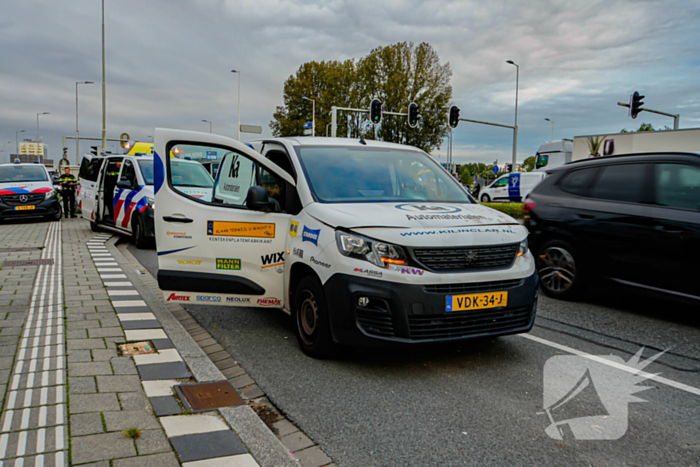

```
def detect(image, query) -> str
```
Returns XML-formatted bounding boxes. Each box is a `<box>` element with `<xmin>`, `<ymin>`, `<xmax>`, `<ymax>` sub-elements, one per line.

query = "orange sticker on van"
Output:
<box><xmin>207</xmin><ymin>221</ymin><xmax>275</xmax><ymax>238</ymax></box>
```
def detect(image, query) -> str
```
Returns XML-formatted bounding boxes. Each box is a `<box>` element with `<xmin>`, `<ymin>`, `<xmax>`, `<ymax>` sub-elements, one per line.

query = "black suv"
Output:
<box><xmin>524</xmin><ymin>153</ymin><xmax>700</xmax><ymax>302</ymax></box>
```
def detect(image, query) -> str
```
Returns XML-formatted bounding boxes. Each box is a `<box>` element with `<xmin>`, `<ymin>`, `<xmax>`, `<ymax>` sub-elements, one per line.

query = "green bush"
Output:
<box><xmin>481</xmin><ymin>202</ymin><xmax>524</xmax><ymax>219</ymax></box>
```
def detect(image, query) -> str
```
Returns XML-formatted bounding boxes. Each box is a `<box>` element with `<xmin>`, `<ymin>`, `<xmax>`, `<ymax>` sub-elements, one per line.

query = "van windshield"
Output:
<box><xmin>0</xmin><ymin>165</ymin><xmax>48</xmax><ymax>183</ymax></box>
<box><xmin>295</xmin><ymin>146</ymin><xmax>471</xmax><ymax>204</ymax></box>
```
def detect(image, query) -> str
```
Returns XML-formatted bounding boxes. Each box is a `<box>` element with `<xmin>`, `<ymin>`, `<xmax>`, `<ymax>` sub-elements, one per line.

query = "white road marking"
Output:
<box><xmin>107</xmin><ymin>290</ymin><xmax>140</xmax><ymax>297</ymax></box>
<box><xmin>111</xmin><ymin>300</ymin><xmax>147</xmax><ymax>307</ymax></box>
<box><xmin>520</xmin><ymin>334</ymin><xmax>700</xmax><ymax>396</ymax></box>
<box><xmin>100</xmin><ymin>274</ymin><xmax>127</xmax><ymax>279</ymax></box>
<box><xmin>141</xmin><ymin>380</ymin><xmax>180</xmax><ymax>397</ymax></box>
<box><xmin>103</xmin><ymin>281</ymin><xmax>133</xmax><ymax>287</ymax></box>
<box><xmin>133</xmin><ymin>349</ymin><xmax>183</xmax><ymax>365</ymax></box>
<box><xmin>117</xmin><ymin>313</ymin><xmax>156</xmax><ymax>321</ymax></box>
<box><xmin>159</xmin><ymin>413</ymin><xmax>230</xmax><ymax>438</ymax></box>
<box><xmin>125</xmin><ymin>329</ymin><xmax>167</xmax><ymax>341</ymax></box>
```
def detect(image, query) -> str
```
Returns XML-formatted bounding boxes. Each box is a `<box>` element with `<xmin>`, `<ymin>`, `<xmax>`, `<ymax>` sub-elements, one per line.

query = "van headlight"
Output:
<box><xmin>44</xmin><ymin>190</ymin><xmax>56</xmax><ymax>200</ymax></box>
<box><xmin>336</xmin><ymin>231</ymin><xmax>408</xmax><ymax>268</ymax></box>
<box><xmin>517</xmin><ymin>239</ymin><xmax>528</xmax><ymax>257</ymax></box>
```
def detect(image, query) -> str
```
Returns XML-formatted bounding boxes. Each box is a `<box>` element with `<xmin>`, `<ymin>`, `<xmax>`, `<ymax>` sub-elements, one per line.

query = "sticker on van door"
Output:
<box><xmin>508</xmin><ymin>174</ymin><xmax>521</xmax><ymax>199</ymax></box>
<box><xmin>207</xmin><ymin>221</ymin><xmax>275</xmax><ymax>238</ymax></box>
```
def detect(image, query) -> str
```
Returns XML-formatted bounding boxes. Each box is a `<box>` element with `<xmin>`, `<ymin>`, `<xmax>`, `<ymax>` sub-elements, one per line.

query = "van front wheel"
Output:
<box><xmin>480</xmin><ymin>194</ymin><xmax>491</xmax><ymax>203</ymax></box>
<box><xmin>293</xmin><ymin>276</ymin><xmax>335</xmax><ymax>359</ymax></box>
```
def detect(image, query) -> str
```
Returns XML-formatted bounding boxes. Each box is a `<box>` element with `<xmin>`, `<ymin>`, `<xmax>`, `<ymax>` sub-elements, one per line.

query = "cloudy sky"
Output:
<box><xmin>1</xmin><ymin>0</ymin><xmax>699</xmax><ymax>165</ymax></box>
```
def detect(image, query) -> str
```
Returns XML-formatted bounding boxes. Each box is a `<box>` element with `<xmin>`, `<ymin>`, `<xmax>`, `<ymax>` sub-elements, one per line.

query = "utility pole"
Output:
<box><xmin>101</xmin><ymin>0</ymin><xmax>107</xmax><ymax>154</ymax></box>
<box><xmin>77</xmin><ymin>81</ymin><xmax>94</xmax><ymax>164</ymax></box>
<box><xmin>506</xmin><ymin>60</ymin><xmax>519</xmax><ymax>173</ymax></box>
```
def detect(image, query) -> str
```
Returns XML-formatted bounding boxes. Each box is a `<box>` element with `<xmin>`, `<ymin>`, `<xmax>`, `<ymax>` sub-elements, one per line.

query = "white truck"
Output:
<box><xmin>572</xmin><ymin>127</ymin><xmax>700</xmax><ymax>161</ymax></box>
<box><xmin>534</xmin><ymin>140</ymin><xmax>573</xmax><ymax>171</ymax></box>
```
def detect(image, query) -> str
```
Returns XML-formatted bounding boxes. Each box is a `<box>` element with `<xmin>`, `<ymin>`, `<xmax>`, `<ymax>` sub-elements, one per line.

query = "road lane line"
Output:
<box><xmin>520</xmin><ymin>334</ymin><xmax>700</xmax><ymax>396</ymax></box>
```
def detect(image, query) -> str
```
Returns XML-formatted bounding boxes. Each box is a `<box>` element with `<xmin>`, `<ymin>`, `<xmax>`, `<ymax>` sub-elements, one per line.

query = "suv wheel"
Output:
<box><xmin>536</xmin><ymin>239</ymin><xmax>584</xmax><ymax>300</ymax></box>
<box><xmin>293</xmin><ymin>276</ymin><xmax>335</xmax><ymax>359</ymax></box>
<box><xmin>480</xmin><ymin>194</ymin><xmax>491</xmax><ymax>203</ymax></box>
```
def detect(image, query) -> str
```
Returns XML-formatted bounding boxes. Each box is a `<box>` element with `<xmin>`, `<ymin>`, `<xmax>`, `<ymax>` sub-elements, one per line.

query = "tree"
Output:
<box><xmin>521</xmin><ymin>156</ymin><xmax>536</xmax><ymax>172</ymax></box>
<box><xmin>270</xmin><ymin>42</ymin><xmax>452</xmax><ymax>153</ymax></box>
<box><xmin>270</xmin><ymin>60</ymin><xmax>359</xmax><ymax>139</ymax></box>
<box><xmin>620</xmin><ymin>123</ymin><xmax>670</xmax><ymax>133</ymax></box>
<box><xmin>355</xmin><ymin>42</ymin><xmax>452</xmax><ymax>152</ymax></box>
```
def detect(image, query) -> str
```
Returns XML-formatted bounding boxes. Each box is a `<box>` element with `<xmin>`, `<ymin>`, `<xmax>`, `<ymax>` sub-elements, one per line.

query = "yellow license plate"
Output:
<box><xmin>446</xmin><ymin>291</ymin><xmax>508</xmax><ymax>312</ymax></box>
<box><xmin>14</xmin><ymin>205</ymin><xmax>35</xmax><ymax>211</ymax></box>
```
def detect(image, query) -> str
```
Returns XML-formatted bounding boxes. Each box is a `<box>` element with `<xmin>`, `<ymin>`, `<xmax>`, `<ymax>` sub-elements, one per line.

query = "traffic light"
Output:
<box><xmin>448</xmin><ymin>106</ymin><xmax>460</xmax><ymax>129</ymax></box>
<box><xmin>629</xmin><ymin>91</ymin><xmax>645</xmax><ymax>119</ymax></box>
<box><xmin>90</xmin><ymin>146</ymin><xmax>101</xmax><ymax>156</ymax></box>
<box><xmin>504</xmin><ymin>163</ymin><xmax>512</xmax><ymax>172</ymax></box>
<box><xmin>408</xmin><ymin>102</ymin><xmax>420</xmax><ymax>128</ymax></box>
<box><xmin>370</xmin><ymin>99</ymin><xmax>382</xmax><ymax>125</ymax></box>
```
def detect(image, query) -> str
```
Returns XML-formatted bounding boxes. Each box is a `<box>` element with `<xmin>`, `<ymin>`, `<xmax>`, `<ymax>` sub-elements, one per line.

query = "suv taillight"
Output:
<box><xmin>523</xmin><ymin>200</ymin><xmax>537</xmax><ymax>216</ymax></box>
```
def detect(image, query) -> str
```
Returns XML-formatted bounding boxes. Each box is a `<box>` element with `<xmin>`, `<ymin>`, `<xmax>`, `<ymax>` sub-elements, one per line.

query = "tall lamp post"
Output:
<box><xmin>544</xmin><ymin>118</ymin><xmax>554</xmax><ymax>141</ymax></box>
<box><xmin>37</xmin><ymin>112</ymin><xmax>50</xmax><ymax>142</ymax></box>
<box><xmin>76</xmin><ymin>81</ymin><xmax>94</xmax><ymax>163</ymax></box>
<box><xmin>3</xmin><ymin>141</ymin><xmax>11</xmax><ymax>163</ymax></box>
<box><xmin>506</xmin><ymin>60</ymin><xmax>519</xmax><ymax>172</ymax></box>
<box><xmin>101</xmin><ymin>0</ymin><xmax>107</xmax><ymax>154</ymax></box>
<box><xmin>202</xmin><ymin>120</ymin><xmax>213</xmax><ymax>133</ymax></box>
<box><xmin>231</xmin><ymin>70</ymin><xmax>241</xmax><ymax>140</ymax></box>
<box><xmin>302</xmin><ymin>97</ymin><xmax>315</xmax><ymax>137</ymax></box>
<box><xmin>15</xmin><ymin>130</ymin><xmax>25</xmax><ymax>155</ymax></box>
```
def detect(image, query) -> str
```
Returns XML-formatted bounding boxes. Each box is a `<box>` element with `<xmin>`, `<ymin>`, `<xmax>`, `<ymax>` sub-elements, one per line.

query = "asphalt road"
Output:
<box><xmin>128</xmin><ymin>243</ymin><xmax>700</xmax><ymax>466</ymax></box>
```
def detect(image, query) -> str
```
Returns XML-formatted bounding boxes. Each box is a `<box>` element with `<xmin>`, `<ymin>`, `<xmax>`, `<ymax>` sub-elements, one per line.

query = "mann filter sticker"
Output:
<box><xmin>207</xmin><ymin>221</ymin><xmax>275</xmax><ymax>238</ymax></box>
<box><xmin>216</xmin><ymin>258</ymin><xmax>241</xmax><ymax>270</ymax></box>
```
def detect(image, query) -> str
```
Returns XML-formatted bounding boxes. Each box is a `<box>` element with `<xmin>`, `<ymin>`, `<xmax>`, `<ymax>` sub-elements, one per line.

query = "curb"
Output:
<box><xmin>107</xmin><ymin>240</ymin><xmax>300</xmax><ymax>467</ymax></box>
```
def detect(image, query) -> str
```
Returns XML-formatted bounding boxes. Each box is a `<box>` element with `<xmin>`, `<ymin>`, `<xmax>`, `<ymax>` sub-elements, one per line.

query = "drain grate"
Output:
<box><xmin>175</xmin><ymin>381</ymin><xmax>244</xmax><ymax>412</ymax></box>
<box><xmin>3</xmin><ymin>259</ymin><xmax>54</xmax><ymax>267</ymax></box>
<box><xmin>119</xmin><ymin>341</ymin><xmax>156</xmax><ymax>356</ymax></box>
<box><xmin>0</xmin><ymin>248</ymin><xmax>42</xmax><ymax>253</ymax></box>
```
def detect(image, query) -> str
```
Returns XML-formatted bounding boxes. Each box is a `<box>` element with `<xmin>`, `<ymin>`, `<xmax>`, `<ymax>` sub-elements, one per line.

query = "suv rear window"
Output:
<box><xmin>589</xmin><ymin>164</ymin><xmax>648</xmax><ymax>204</ymax></box>
<box><xmin>559</xmin><ymin>168</ymin><xmax>597</xmax><ymax>196</ymax></box>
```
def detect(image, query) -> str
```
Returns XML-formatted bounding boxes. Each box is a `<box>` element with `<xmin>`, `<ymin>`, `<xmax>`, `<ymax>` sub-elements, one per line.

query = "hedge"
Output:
<box><xmin>481</xmin><ymin>202</ymin><xmax>524</xmax><ymax>219</ymax></box>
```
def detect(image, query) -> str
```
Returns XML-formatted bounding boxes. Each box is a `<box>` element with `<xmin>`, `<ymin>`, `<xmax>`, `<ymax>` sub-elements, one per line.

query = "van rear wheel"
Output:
<box><xmin>293</xmin><ymin>276</ymin><xmax>335</xmax><ymax>359</ymax></box>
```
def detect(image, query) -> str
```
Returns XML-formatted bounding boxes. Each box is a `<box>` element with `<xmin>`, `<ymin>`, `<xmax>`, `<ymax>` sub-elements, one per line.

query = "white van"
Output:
<box><xmin>479</xmin><ymin>172</ymin><xmax>546</xmax><ymax>203</ymax></box>
<box><xmin>0</xmin><ymin>162</ymin><xmax>62</xmax><ymax>221</ymax></box>
<box><xmin>154</xmin><ymin>129</ymin><xmax>539</xmax><ymax>357</ymax></box>
<box><xmin>78</xmin><ymin>154</ymin><xmax>213</xmax><ymax>248</ymax></box>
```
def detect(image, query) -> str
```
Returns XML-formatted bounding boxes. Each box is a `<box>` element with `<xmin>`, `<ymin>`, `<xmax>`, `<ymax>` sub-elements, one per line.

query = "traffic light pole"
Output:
<box><xmin>617</xmin><ymin>102</ymin><xmax>680</xmax><ymax>130</ymax></box>
<box><xmin>62</xmin><ymin>135</ymin><xmax>125</xmax><ymax>155</ymax></box>
<box><xmin>330</xmin><ymin>106</ymin><xmax>409</xmax><ymax>137</ymax></box>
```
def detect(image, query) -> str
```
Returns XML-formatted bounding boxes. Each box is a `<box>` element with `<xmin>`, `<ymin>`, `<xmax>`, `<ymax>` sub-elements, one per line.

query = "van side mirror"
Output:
<box><xmin>116</xmin><ymin>178</ymin><xmax>132</xmax><ymax>190</ymax></box>
<box><xmin>246</xmin><ymin>186</ymin><xmax>279</xmax><ymax>212</ymax></box>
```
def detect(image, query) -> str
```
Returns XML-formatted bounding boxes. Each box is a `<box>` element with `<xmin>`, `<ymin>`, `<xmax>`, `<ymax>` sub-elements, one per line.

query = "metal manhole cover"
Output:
<box><xmin>119</xmin><ymin>341</ymin><xmax>156</xmax><ymax>356</ymax></box>
<box><xmin>175</xmin><ymin>381</ymin><xmax>244</xmax><ymax>412</ymax></box>
<box><xmin>3</xmin><ymin>259</ymin><xmax>54</xmax><ymax>267</ymax></box>
<box><xmin>0</xmin><ymin>248</ymin><xmax>42</xmax><ymax>253</ymax></box>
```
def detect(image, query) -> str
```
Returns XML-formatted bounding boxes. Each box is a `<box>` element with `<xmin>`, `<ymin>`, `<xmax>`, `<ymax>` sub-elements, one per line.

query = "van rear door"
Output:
<box><xmin>78</xmin><ymin>155</ymin><xmax>103</xmax><ymax>220</ymax></box>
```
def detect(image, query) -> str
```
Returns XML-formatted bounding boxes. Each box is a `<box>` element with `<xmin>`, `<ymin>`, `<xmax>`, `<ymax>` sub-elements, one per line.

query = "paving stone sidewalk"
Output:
<box><xmin>0</xmin><ymin>218</ymin><xmax>298</xmax><ymax>466</ymax></box>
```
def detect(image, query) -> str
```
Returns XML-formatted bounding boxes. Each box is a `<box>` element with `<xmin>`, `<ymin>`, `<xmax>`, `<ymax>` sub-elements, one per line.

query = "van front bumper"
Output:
<box><xmin>323</xmin><ymin>272</ymin><xmax>538</xmax><ymax>347</ymax></box>
<box><xmin>0</xmin><ymin>197</ymin><xmax>61</xmax><ymax>219</ymax></box>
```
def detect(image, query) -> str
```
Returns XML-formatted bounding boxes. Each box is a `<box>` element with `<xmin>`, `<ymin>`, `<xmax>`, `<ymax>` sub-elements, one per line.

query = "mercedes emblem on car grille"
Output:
<box><xmin>19</xmin><ymin>195</ymin><xmax>28</xmax><ymax>203</ymax></box>
<box><xmin>464</xmin><ymin>250</ymin><xmax>477</xmax><ymax>264</ymax></box>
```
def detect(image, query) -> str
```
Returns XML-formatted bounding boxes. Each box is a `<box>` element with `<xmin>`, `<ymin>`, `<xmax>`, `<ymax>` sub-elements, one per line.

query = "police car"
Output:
<box><xmin>78</xmin><ymin>154</ymin><xmax>214</xmax><ymax>248</ymax></box>
<box><xmin>0</xmin><ymin>162</ymin><xmax>62</xmax><ymax>221</ymax></box>
<box><xmin>154</xmin><ymin>129</ymin><xmax>538</xmax><ymax>357</ymax></box>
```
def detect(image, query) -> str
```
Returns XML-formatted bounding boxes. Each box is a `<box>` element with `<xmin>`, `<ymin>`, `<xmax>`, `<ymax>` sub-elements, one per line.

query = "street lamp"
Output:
<box><xmin>2</xmin><ymin>141</ymin><xmax>11</xmax><ymax>163</ymax></box>
<box><xmin>302</xmin><ymin>97</ymin><xmax>316</xmax><ymax>137</ymax></box>
<box><xmin>15</xmin><ymin>130</ymin><xmax>25</xmax><ymax>155</ymax></box>
<box><xmin>544</xmin><ymin>118</ymin><xmax>554</xmax><ymax>141</ymax></box>
<box><xmin>231</xmin><ymin>70</ymin><xmax>241</xmax><ymax>140</ymax></box>
<box><xmin>37</xmin><ymin>112</ymin><xmax>50</xmax><ymax>142</ymax></box>
<box><xmin>101</xmin><ymin>0</ymin><xmax>107</xmax><ymax>154</ymax></box>
<box><xmin>506</xmin><ymin>60</ymin><xmax>519</xmax><ymax>173</ymax></box>
<box><xmin>202</xmin><ymin>120</ymin><xmax>213</xmax><ymax>133</ymax></box>
<box><xmin>76</xmin><ymin>81</ymin><xmax>94</xmax><ymax>163</ymax></box>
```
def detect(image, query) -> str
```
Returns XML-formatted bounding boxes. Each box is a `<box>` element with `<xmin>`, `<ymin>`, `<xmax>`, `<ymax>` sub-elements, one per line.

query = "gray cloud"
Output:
<box><xmin>1</xmin><ymin>0</ymin><xmax>698</xmax><ymax>164</ymax></box>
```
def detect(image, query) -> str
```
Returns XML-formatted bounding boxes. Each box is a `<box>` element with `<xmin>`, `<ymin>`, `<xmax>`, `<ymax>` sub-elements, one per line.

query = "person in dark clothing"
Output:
<box><xmin>58</xmin><ymin>167</ymin><xmax>77</xmax><ymax>218</ymax></box>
